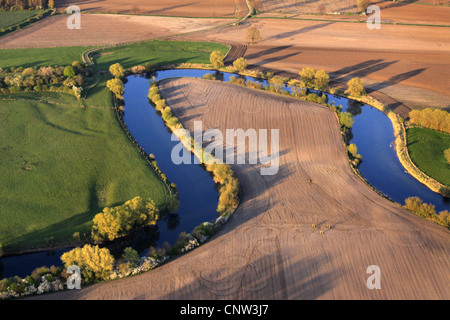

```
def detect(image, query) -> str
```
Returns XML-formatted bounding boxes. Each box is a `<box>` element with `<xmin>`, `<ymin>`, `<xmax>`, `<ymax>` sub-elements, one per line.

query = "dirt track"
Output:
<box><xmin>56</xmin><ymin>0</ymin><xmax>248</xmax><ymax>18</ymax></box>
<box><xmin>35</xmin><ymin>79</ymin><xmax>450</xmax><ymax>300</ymax></box>
<box><xmin>2</xmin><ymin>3</ymin><xmax>449</xmax><ymax>110</ymax></box>
<box><xmin>0</xmin><ymin>14</ymin><xmax>229</xmax><ymax>48</ymax></box>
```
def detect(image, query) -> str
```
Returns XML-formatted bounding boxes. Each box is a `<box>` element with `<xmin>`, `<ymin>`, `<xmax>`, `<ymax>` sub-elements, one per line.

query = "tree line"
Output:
<box><xmin>0</xmin><ymin>0</ymin><xmax>53</xmax><ymax>10</ymax></box>
<box><xmin>408</xmin><ymin>108</ymin><xmax>450</xmax><ymax>134</ymax></box>
<box><xmin>0</xmin><ymin>61</ymin><xmax>91</xmax><ymax>99</ymax></box>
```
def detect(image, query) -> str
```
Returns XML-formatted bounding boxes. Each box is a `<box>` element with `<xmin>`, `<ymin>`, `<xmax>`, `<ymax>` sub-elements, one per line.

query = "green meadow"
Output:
<box><xmin>407</xmin><ymin>127</ymin><xmax>450</xmax><ymax>186</ymax></box>
<box><xmin>0</xmin><ymin>40</ymin><xmax>228</xmax><ymax>253</ymax></box>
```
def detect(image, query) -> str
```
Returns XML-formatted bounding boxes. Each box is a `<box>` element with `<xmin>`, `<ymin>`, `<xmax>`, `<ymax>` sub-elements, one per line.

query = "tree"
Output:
<box><xmin>210</xmin><ymin>51</ymin><xmax>225</xmax><ymax>69</ymax></box>
<box><xmin>357</xmin><ymin>0</ymin><xmax>370</xmax><ymax>12</ymax></box>
<box><xmin>233</xmin><ymin>57</ymin><xmax>248</xmax><ymax>72</ymax></box>
<box><xmin>268</xmin><ymin>76</ymin><xmax>284</xmax><ymax>93</ymax></box>
<box><xmin>409</xmin><ymin>108</ymin><xmax>450</xmax><ymax>134</ymax></box>
<box><xmin>63</xmin><ymin>66</ymin><xmax>75</xmax><ymax>78</ymax></box>
<box><xmin>106</xmin><ymin>78</ymin><xmax>125</xmax><ymax>100</ymax></box>
<box><xmin>445</xmin><ymin>148</ymin><xmax>450</xmax><ymax>165</ymax></box>
<box><xmin>122</xmin><ymin>247</ymin><xmax>140</xmax><ymax>268</ymax></box>
<box><xmin>91</xmin><ymin>197</ymin><xmax>160</xmax><ymax>242</ymax></box>
<box><xmin>339</xmin><ymin>112</ymin><xmax>355</xmax><ymax>129</ymax></box>
<box><xmin>48</xmin><ymin>0</ymin><xmax>55</xmax><ymax>9</ymax></box>
<box><xmin>61</xmin><ymin>245</ymin><xmax>115</xmax><ymax>283</ymax></box>
<box><xmin>346</xmin><ymin>78</ymin><xmax>365</xmax><ymax>97</ymax></box>
<box><xmin>314</xmin><ymin>69</ymin><xmax>330</xmax><ymax>89</ymax></box>
<box><xmin>109</xmin><ymin>63</ymin><xmax>125</xmax><ymax>79</ymax></box>
<box><xmin>299</xmin><ymin>67</ymin><xmax>316</xmax><ymax>87</ymax></box>
<box><xmin>246</xmin><ymin>26</ymin><xmax>262</xmax><ymax>44</ymax></box>
<box><xmin>347</xmin><ymin>143</ymin><xmax>362</xmax><ymax>159</ymax></box>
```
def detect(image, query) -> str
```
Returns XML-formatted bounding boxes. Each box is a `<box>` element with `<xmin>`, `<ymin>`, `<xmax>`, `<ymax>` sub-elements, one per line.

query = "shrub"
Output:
<box><xmin>192</xmin><ymin>222</ymin><xmax>217</xmax><ymax>241</ymax></box>
<box><xmin>267</xmin><ymin>76</ymin><xmax>284</xmax><ymax>93</ymax></box>
<box><xmin>155</xmin><ymin>100</ymin><xmax>167</xmax><ymax>112</ymax></box>
<box><xmin>306</xmin><ymin>93</ymin><xmax>319</xmax><ymax>103</ymax></box>
<box><xmin>210</xmin><ymin>51</ymin><xmax>225</xmax><ymax>69</ymax></box>
<box><xmin>409</xmin><ymin>108</ymin><xmax>450</xmax><ymax>134</ymax></box>
<box><xmin>404</xmin><ymin>197</ymin><xmax>436</xmax><ymax>219</ymax></box>
<box><xmin>357</xmin><ymin>0</ymin><xmax>370</xmax><ymax>12</ymax></box>
<box><xmin>91</xmin><ymin>197</ymin><xmax>160</xmax><ymax>242</ymax></box>
<box><xmin>233</xmin><ymin>57</ymin><xmax>248</xmax><ymax>72</ymax></box>
<box><xmin>131</xmin><ymin>65</ymin><xmax>146</xmax><ymax>74</ymax></box>
<box><xmin>346</xmin><ymin>78</ymin><xmax>365</xmax><ymax>97</ymax></box>
<box><xmin>106</xmin><ymin>78</ymin><xmax>125</xmax><ymax>100</ymax></box>
<box><xmin>122</xmin><ymin>247</ymin><xmax>140</xmax><ymax>268</ymax></box>
<box><xmin>246</xmin><ymin>26</ymin><xmax>262</xmax><ymax>44</ymax></box>
<box><xmin>314</xmin><ymin>70</ymin><xmax>330</xmax><ymax>89</ymax></box>
<box><xmin>63</xmin><ymin>66</ymin><xmax>75</xmax><ymax>78</ymax></box>
<box><xmin>445</xmin><ymin>148</ymin><xmax>450</xmax><ymax>164</ymax></box>
<box><xmin>347</xmin><ymin>143</ymin><xmax>362</xmax><ymax>162</ymax></box>
<box><xmin>203</xmin><ymin>73</ymin><xmax>216</xmax><ymax>80</ymax></box>
<box><xmin>339</xmin><ymin>112</ymin><xmax>355</xmax><ymax>129</ymax></box>
<box><xmin>299</xmin><ymin>67</ymin><xmax>316</xmax><ymax>87</ymax></box>
<box><xmin>61</xmin><ymin>245</ymin><xmax>115</xmax><ymax>283</ymax></box>
<box><xmin>109</xmin><ymin>63</ymin><xmax>125</xmax><ymax>78</ymax></box>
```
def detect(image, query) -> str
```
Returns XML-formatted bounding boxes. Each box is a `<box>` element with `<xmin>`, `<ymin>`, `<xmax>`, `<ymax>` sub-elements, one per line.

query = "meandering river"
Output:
<box><xmin>1</xmin><ymin>69</ymin><xmax>448</xmax><ymax>279</ymax></box>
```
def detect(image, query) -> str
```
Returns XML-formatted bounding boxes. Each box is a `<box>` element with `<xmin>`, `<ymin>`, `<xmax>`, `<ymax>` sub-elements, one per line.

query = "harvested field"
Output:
<box><xmin>254</xmin><ymin>1</ymin><xmax>450</xmax><ymax>26</ymax></box>
<box><xmin>55</xmin><ymin>0</ymin><xmax>249</xmax><ymax>18</ymax></box>
<box><xmin>374</xmin><ymin>1</ymin><xmax>450</xmax><ymax>26</ymax></box>
<box><xmin>192</xmin><ymin>18</ymin><xmax>450</xmax><ymax>109</ymax></box>
<box><xmin>253</xmin><ymin>0</ymin><xmax>358</xmax><ymax>14</ymax></box>
<box><xmin>35</xmin><ymin>79</ymin><xmax>450</xmax><ymax>300</ymax></box>
<box><xmin>0</xmin><ymin>14</ymin><xmax>229</xmax><ymax>49</ymax></box>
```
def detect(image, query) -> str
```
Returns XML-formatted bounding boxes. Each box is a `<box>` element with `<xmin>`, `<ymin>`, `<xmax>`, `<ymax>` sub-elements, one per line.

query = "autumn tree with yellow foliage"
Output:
<box><xmin>91</xmin><ymin>197</ymin><xmax>160</xmax><ymax>242</ymax></box>
<box><xmin>409</xmin><ymin>108</ymin><xmax>450</xmax><ymax>134</ymax></box>
<box><xmin>61</xmin><ymin>244</ymin><xmax>115</xmax><ymax>283</ymax></box>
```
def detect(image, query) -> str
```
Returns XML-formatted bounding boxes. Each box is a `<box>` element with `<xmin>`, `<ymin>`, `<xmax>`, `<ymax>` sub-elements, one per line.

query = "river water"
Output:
<box><xmin>1</xmin><ymin>69</ymin><xmax>448</xmax><ymax>279</ymax></box>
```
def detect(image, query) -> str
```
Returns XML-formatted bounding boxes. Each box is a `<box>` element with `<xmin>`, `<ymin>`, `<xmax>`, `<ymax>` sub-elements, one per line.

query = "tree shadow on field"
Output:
<box><xmin>264</xmin><ymin>22</ymin><xmax>334</xmax><ymax>42</ymax></box>
<box><xmin>146</xmin><ymin>2</ymin><xmax>201</xmax><ymax>15</ymax></box>
<box><xmin>255</xmin><ymin>51</ymin><xmax>302</xmax><ymax>67</ymax></box>
<box><xmin>245</xmin><ymin>45</ymin><xmax>294</xmax><ymax>60</ymax></box>
<box><xmin>373</xmin><ymin>68</ymin><xmax>427</xmax><ymax>91</ymax></box>
<box><xmin>330</xmin><ymin>59</ymin><xmax>399</xmax><ymax>83</ymax></box>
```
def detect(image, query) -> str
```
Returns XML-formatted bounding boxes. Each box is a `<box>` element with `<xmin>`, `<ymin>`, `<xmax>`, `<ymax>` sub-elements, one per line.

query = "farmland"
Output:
<box><xmin>38</xmin><ymin>78</ymin><xmax>450</xmax><ymax>300</ymax></box>
<box><xmin>55</xmin><ymin>0</ymin><xmax>249</xmax><ymax>18</ymax></box>
<box><xmin>0</xmin><ymin>40</ymin><xmax>229</xmax><ymax>253</ymax></box>
<box><xmin>0</xmin><ymin>0</ymin><xmax>449</xmax><ymax>301</ymax></box>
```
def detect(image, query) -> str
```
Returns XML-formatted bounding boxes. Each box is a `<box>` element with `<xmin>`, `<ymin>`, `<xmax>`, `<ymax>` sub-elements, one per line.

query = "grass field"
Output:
<box><xmin>0</xmin><ymin>10</ymin><xmax>42</xmax><ymax>30</ymax></box>
<box><xmin>0</xmin><ymin>92</ymin><xmax>171</xmax><ymax>251</ymax></box>
<box><xmin>94</xmin><ymin>40</ymin><xmax>229</xmax><ymax>70</ymax></box>
<box><xmin>0</xmin><ymin>40</ymin><xmax>229</xmax><ymax>253</ymax></box>
<box><xmin>0</xmin><ymin>46</ymin><xmax>97</xmax><ymax>69</ymax></box>
<box><xmin>407</xmin><ymin>127</ymin><xmax>450</xmax><ymax>186</ymax></box>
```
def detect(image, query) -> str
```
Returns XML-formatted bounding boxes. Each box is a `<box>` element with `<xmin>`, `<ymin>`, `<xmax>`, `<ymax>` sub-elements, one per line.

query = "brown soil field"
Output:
<box><xmin>55</xmin><ymin>0</ymin><xmax>249</xmax><ymax>18</ymax></box>
<box><xmin>34</xmin><ymin>79</ymin><xmax>450</xmax><ymax>300</ymax></box>
<box><xmin>0</xmin><ymin>14</ymin><xmax>229</xmax><ymax>48</ymax></box>
<box><xmin>375</xmin><ymin>1</ymin><xmax>450</xmax><ymax>25</ymax></box>
<box><xmin>253</xmin><ymin>0</ymin><xmax>358</xmax><ymax>14</ymax></box>
<box><xmin>193</xmin><ymin>18</ymin><xmax>450</xmax><ymax>110</ymax></box>
<box><xmin>254</xmin><ymin>1</ymin><xmax>450</xmax><ymax>26</ymax></box>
